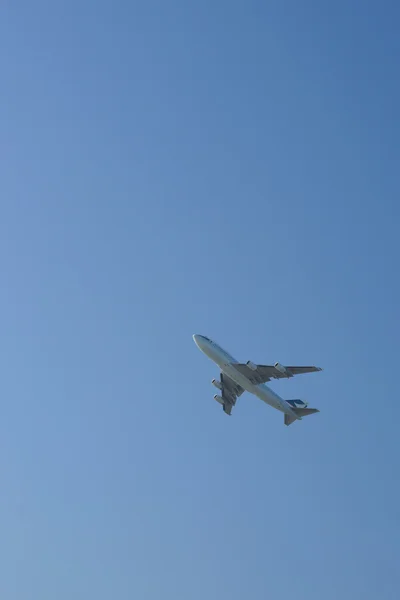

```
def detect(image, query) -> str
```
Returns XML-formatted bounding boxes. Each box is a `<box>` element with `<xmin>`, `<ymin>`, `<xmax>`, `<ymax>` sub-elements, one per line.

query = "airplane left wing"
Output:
<box><xmin>233</xmin><ymin>363</ymin><xmax>322</xmax><ymax>385</ymax></box>
<box><xmin>218</xmin><ymin>373</ymin><xmax>245</xmax><ymax>415</ymax></box>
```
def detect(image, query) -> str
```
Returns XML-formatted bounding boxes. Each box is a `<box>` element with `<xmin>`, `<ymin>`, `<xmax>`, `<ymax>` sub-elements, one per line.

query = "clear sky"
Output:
<box><xmin>1</xmin><ymin>1</ymin><xmax>399</xmax><ymax>598</ymax></box>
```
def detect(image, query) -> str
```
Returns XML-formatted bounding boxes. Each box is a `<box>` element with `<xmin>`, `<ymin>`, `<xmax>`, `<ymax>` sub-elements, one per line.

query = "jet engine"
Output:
<box><xmin>274</xmin><ymin>362</ymin><xmax>291</xmax><ymax>377</ymax></box>
<box><xmin>212</xmin><ymin>378</ymin><xmax>223</xmax><ymax>390</ymax></box>
<box><xmin>246</xmin><ymin>360</ymin><xmax>258</xmax><ymax>371</ymax></box>
<box><xmin>214</xmin><ymin>395</ymin><xmax>224</xmax><ymax>405</ymax></box>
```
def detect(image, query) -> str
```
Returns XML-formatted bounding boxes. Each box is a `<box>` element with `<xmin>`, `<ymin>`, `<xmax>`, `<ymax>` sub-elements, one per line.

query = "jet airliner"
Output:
<box><xmin>193</xmin><ymin>334</ymin><xmax>322</xmax><ymax>426</ymax></box>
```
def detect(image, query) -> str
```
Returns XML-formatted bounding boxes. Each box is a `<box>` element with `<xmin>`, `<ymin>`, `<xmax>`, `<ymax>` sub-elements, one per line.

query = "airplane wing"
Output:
<box><xmin>219</xmin><ymin>372</ymin><xmax>245</xmax><ymax>415</ymax></box>
<box><xmin>233</xmin><ymin>363</ymin><xmax>322</xmax><ymax>385</ymax></box>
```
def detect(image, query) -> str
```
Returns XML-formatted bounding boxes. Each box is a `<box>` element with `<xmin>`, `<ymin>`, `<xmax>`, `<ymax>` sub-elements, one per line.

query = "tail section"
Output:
<box><xmin>286</xmin><ymin>399</ymin><xmax>308</xmax><ymax>409</ymax></box>
<box><xmin>284</xmin><ymin>407</ymin><xmax>319</xmax><ymax>426</ymax></box>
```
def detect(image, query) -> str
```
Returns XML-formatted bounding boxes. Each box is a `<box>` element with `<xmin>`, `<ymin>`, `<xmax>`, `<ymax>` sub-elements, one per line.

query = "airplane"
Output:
<box><xmin>193</xmin><ymin>334</ymin><xmax>322</xmax><ymax>426</ymax></box>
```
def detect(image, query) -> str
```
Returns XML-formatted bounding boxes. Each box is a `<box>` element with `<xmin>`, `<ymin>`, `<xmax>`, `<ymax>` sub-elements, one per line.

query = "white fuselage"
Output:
<box><xmin>193</xmin><ymin>335</ymin><xmax>300</xmax><ymax>420</ymax></box>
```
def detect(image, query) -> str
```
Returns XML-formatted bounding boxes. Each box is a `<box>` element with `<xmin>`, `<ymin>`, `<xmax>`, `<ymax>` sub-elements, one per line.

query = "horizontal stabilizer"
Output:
<box><xmin>284</xmin><ymin>407</ymin><xmax>319</xmax><ymax>426</ymax></box>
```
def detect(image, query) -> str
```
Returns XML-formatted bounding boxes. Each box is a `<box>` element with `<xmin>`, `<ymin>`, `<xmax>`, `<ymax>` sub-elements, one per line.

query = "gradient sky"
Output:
<box><xmin>1</xmin><ymin>2</ymin><xmax>399</xmax><ymax>599</ymax></box>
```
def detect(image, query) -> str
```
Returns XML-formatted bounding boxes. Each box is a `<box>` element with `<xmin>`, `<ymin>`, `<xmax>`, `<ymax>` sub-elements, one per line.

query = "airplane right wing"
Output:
<box><xmin>215</xmin><ymin>372</ymin><xmax>245</xmax><ymax>415</ymax></box>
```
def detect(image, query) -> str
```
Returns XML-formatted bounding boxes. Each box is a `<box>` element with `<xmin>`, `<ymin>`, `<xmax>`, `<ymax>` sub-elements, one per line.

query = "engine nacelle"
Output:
<box><xmin>214</xmin><ymin>394</ymin><xmax>224</xmax><ymax>405</ymax></box>
<box><xmin>274</xmin><ymin>362</ymin><xmax>291</xmax><ymax>377</ymax></box>
<box><xmin>212</xmin><ymin>378</ymin><xmax>223</xmax><ymax>390</ymax></box>
<box><xmin>246</xmin><ymin>360</ymin><xmax>258</xmax><ymax>371</ymax></box>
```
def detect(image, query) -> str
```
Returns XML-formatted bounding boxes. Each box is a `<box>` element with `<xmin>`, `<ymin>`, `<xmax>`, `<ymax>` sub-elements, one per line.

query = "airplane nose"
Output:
<box><xmin>193</xmin><ymin>334</ymin><xmax>203</xmax><ymax>348</ymax></box>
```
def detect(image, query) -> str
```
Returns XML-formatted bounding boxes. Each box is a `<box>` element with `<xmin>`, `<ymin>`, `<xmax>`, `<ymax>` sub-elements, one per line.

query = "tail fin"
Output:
<box><xmin>284</xmin><ymin>407</ymin><xmax>319</xmax><ymax>426</ymax></box>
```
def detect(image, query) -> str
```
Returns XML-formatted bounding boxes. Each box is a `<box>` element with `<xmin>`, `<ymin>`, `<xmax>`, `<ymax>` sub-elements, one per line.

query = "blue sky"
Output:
<box><xmin>1</xmin><ymin>1</ymin><xmax>399</xmax><ymax>598</ymax></box>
